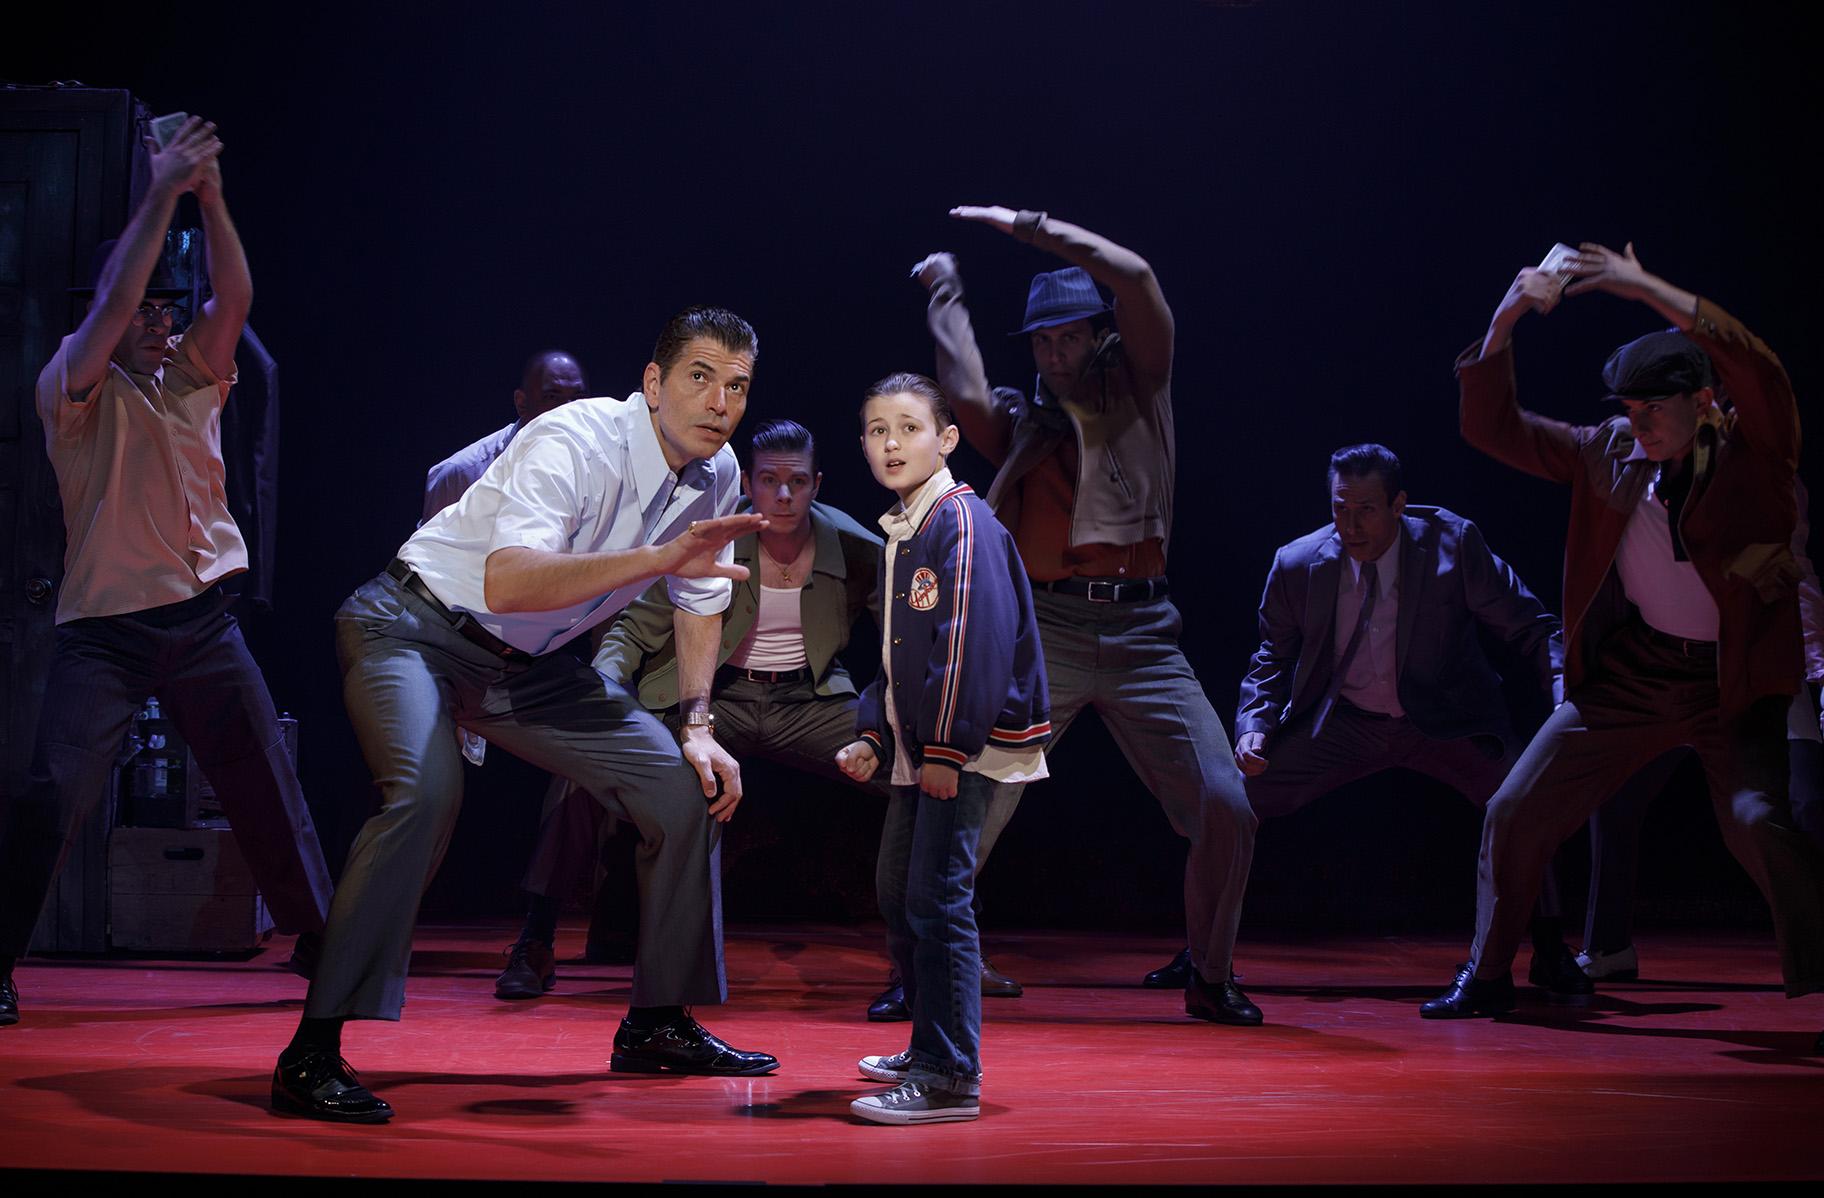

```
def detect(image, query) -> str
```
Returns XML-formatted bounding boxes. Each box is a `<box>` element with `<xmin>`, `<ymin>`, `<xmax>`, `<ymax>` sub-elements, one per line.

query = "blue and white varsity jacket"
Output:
<box><xmin>856</xmin><ymin>473</ymin><xmax>1050</xmax><ymax>771</ymax></box>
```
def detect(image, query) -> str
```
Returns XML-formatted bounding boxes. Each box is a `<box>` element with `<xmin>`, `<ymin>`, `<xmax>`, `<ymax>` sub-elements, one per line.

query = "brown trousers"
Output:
<box><xmin>1470</xmin><ymin>619</ymin><xmax>1824</xmax><ymax>996</ymax></box>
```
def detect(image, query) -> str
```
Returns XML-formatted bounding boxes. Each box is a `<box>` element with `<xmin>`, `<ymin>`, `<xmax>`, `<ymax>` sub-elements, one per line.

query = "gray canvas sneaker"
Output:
<box><xmin>851</xmin><ymin>1079</ymin><xmax>980</xmax><ymax>1125</ymax></box>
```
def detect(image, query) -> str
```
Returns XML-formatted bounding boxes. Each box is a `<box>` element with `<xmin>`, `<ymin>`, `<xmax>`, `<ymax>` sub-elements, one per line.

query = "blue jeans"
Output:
<box><xmin>876</xmin><ymin>772</ymin><xmax>994</xmax><ymax>1095</ymax></box>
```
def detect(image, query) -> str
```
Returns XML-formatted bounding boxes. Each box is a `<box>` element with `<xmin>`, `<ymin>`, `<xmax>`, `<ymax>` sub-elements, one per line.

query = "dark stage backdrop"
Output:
<box><xmin>12</xmin><ymin>1</ymin><xmax>1819</xmax><ymax>938</ymax></box>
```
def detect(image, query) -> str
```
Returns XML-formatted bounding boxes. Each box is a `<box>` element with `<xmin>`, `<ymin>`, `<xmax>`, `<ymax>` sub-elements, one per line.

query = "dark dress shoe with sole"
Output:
<box><xmin>1</xmin><ymin>973</ymin><xmax>18</xmax><ymax>1027</ymax></box>
<box><xmin>867</xmin><ymin>980</ymin><xmax>910</xmax><ymax>1022</ymax></box>
<box><xmin>271</xmin><ymin>1046</ymin><xmax>394</xmax><ymax>1123</ymax></box>
<box><xmin>1185</xmin><ymin>970</ymin><xmax>1263</xmax><ymax>1025</ymax></box>
<box><xmin>609</xmin><ymin>1016</ymin><xmax>779</xmax><ymax>1075</ymax></box>
<box><xmin>980</xmin><ymin>958</ymin><xmax>1023</xmax><ymax>998</ymax></box>
<box><xmin>1144</xmin><ymin>947</ymin><xmax>1193</xmax><ymax>989</ymax></box>
<box><xmin>1527</xmin><ymin>942</ymin><xmax>1595</xmax><ymax>1005</ymax></box>
<box><xmin>495</xmin><ymin>939</ymin><xmax>558</xmax><ymax>1000</ymax></box>
<box><xmin>1420</xmin><ymin>963</ymin><xmax>1518</xmax><ymax>1019</ymax></box>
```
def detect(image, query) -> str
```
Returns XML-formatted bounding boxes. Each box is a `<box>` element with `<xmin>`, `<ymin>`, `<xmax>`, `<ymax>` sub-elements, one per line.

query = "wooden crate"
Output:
<box><xmin>108</xmin><ymin>826</ymin><xmax>272</xmax><ymax>951</ymax></box>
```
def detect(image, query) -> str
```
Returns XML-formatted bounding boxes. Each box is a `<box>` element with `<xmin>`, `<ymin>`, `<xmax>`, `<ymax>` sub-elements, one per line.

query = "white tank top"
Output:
<box><xmin>726</xmin><ymin>584</ymin><xmax>809</xmax><ymax>670</ymax></box>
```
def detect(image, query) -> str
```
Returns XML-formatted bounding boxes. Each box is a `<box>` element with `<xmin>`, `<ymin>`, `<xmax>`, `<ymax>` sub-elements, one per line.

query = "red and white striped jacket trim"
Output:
<box><xmin>987</xmin><ymin>720</ymin><xmax>1052</xmax><ymax>747</ymax></box>
<box><xmin>920</xmin><ymin>486</ymin><xmax>976</xmax><ymax>747</ymax></box>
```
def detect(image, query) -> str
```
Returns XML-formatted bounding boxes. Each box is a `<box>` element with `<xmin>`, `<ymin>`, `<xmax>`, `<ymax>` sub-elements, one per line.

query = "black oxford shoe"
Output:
<box><xmin>609</xmin><ymin>1016</ymin><xmax>779</xmax><ymax>1076</ymax></box>
<box><xmin>495</xmin><ymin>939</ymin><xmax>558</xmax><ymax>1001</ymax></box>
<box><xmin>1144</xmin><ymin>947</ymin><xmax>1193</xmax><ymax>989</ymax></box>
<box><xmin>1527</xmin><ymin>942</ymin><xmax>1595</xmax><ymax>1005</ymax></box>
<box><xmin>1420</xmin><ymin>963</ymin><xmax>1518</xmax><ymax>1019</ymax></box>
<box><xmin>867</xmin><ymin>980</ymin><xmax>910</xmax><ymax>1022</ymax></box>
<box><xmin>980</xmin><ymin>958</ymin><xmax>1023</xmax><ymax>998</ymax></box>
<box><xmin>1</xmin><ymin>973</ymin><xmax>18</xmax><ymax>1027</ymax></box>
<box><xmin>1185</xmin><ymin>969</ymin><xmax>1263</xmax><ymax>1026</ymax></box>
<box><xmin>271</xmin><ymin>1046</ymin><xmax>394</xmax><ymax>1123</ymax></box>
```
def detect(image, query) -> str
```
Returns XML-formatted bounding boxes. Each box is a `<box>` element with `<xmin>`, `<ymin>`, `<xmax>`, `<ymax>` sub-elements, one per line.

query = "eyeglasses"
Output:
<box><xmin>131</xmin><ymin>303</ymin><xmax>186</xmax><ymax>328</ymax></box>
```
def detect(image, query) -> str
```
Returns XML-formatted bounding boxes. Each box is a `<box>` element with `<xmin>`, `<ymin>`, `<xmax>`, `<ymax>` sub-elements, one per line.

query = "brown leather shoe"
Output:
<box><xmin>980</xmin><ymin>958</ymin><xmax>1023</xmax><ymax>998</ymax></box>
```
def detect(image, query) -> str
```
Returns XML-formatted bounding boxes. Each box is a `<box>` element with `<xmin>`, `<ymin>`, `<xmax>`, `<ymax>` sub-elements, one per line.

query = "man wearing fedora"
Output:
<box><xmin>914</xmin><ymin>207</ymin><xmax>1261</xmax><ymax>1025</ymax></box>
<box><xmin>1</xmin><ymin>117</ymin><xmax>333</xmax><ymax>1027</ymax></box>
<box><xmin>1425</xmin><ymin>243</ymin><xmax>1824</xmax><ymax>1045</ymax></box>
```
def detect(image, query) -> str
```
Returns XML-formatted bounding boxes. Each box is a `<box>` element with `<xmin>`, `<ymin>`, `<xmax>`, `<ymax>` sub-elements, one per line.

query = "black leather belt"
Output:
<box><xmin>719</xmin><ymin>665</ymin><xmax>813</xmax><ymax>685</ymax></box>
<box><xmin>1638</xmin><ymin>623</ymin><xmax>1718</xmax><ymax>659</ymax></box>
<box><xmin>386</xmin><ymin>559</ymin><xmax>528</xmax><ymax>661</ymax></box>
<box><xmin>1036</xmin><ymin>576</ymin><xmax>1169</xmax><ymax>603</ymax></box>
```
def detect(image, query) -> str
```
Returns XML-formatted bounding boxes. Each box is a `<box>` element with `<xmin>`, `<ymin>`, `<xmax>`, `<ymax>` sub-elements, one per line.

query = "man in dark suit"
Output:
<box><xmin>1209</xmin><ymin>443</ymin><xmax>1579</xmax><ymax>990</ymax></box>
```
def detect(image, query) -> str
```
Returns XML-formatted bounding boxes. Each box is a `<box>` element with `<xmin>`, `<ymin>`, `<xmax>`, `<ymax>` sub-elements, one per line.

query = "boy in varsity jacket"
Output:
<box><xmin>837</xmin><ymin>372</ymin><xmax>1049</xmax><ymax>1125</ymax></box>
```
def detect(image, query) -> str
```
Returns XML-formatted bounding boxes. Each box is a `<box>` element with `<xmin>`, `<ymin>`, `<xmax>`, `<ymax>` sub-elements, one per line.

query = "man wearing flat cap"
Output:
<box><xmin>0</xmin><ymin>117</ymin><xmax>333</xmax><ymax>1027</ymax></box>
<box><xmin>911</xmin><ymin>208</ymin><xmax>1261</xmax><ymax>1026</ymax></box>
<box><xmin>1426</xmin><ymin>243</ymin><xmax>1824</xmax><ymax>1042</ymax></box>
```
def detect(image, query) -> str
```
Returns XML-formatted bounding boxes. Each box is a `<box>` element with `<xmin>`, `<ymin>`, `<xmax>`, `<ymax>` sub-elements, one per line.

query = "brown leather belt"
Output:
<box><xmin>386</xmin><ymin>559</ymin><xmax>529</xmax><ymax>661</ymax></box>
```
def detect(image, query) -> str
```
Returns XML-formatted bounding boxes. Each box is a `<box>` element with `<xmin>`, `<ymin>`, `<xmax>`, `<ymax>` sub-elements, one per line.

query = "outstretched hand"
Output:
<box><xmin>1563</xmin><ymin>241</ymin><xmax>1650</xmax><ymax>301</ymax></box>
<box><xmin>145</xmin><ymin>116</ymin><xmax>221</xmax><ymax>197</ymax></box>
<box><xmin>664</xmin><ymin>513</ymin><xmax>767</xmax><ymax>580</ymax></box>
<box><xmin>910</xmin><ymin>251</ymin><xmax>960</xmax><ymax>291</ymax></box>
<box><xmin>1500</xmin><ymin>267</ymin><xmax>1566</xmax><ymax>321</ymax></box>
<box><xmin>950</xmin><ymin>205</ymin><xmax>1019</xmax><ymax>235</ymax></box>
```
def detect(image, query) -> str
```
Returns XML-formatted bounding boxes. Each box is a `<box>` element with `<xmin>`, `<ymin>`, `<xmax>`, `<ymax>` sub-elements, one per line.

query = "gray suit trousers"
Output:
<box><xmin>977</xmin><ymin>591</ymin><xmax>1256</xmax><ymax>978</ymax></box>
<box><xmin>306</xmin><ymin>573</ymin><xmax>725</xmax><ymax>1020</ymax></box>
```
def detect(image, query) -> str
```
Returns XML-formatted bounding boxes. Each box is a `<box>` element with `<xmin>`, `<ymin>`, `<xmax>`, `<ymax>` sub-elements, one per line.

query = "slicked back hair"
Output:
<box><xmin>1328</xmin><ymin>442</ymin><xmax>1404</xmax><ymax>504</ymax></box>
<box><xmin>860</xmin><ymin>371</ymin><xmax>955</xmax><ymax>431</ymax></box>
<box><xmin>749</xmin><ymin>417</ymin><xmax>816</xmax><ymax>472</ymax></box>
<box><xmin>652</xmin><ymin>306</ymin><xmax>758</xmax><ymax>378</ymax></box>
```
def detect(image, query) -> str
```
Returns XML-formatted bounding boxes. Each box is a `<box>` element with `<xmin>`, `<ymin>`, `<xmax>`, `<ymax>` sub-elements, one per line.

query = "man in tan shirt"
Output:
<box><xmin>0</xmin><ymin>116</ymin><xmax>333</xmax><ymax>1027</ymax></box>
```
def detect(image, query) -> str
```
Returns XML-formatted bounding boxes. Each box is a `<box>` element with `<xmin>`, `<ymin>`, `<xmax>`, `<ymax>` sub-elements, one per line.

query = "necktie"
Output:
<box><xmin>1311</xmin><ymin>561</ymin><xmax>1378</xmax><ymax>738</ymax></box>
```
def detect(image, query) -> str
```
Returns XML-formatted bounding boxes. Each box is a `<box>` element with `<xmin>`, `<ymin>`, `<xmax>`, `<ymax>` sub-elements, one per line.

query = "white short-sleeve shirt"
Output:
<box><xmin>398</xmin><ymin>394</ymin><xmax>738</xmax><ymax>655</ymax></box>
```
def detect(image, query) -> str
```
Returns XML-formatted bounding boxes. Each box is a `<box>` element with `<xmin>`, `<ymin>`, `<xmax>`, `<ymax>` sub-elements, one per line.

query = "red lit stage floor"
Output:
<box><xmin>1</xmin><ymin>924</ymin><xmax>1820</xmax><ymax>1186</ymax></box>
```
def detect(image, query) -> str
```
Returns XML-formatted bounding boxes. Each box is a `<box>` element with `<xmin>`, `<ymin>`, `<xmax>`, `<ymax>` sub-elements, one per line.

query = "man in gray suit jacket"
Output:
<box><xmin>1218</xmin><ymin>443</ymin><xmax>1582</xmax><ymax>990</ymax></box>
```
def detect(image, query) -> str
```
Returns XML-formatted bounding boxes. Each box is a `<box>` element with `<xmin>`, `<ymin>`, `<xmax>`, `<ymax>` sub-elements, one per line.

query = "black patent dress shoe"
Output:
<box><xmin>495</xmin><ymin>939</ymin><xmax>558</xmax><ymax>1000</ymax></box>
<box><xmin>271</xmin><ymin>1045</ymin><xmax>394</xmax><ymax>1123</ymax></box>
<box><xmin>1527</xmin><ymin>941</ymin><xmax>1595</xmax><ymax>1005</ymax></box>
<box><xmin>610</xmin><ymin>1016</ymin><xmax>779</xmax><ymax>1075</ymax></box>
<box><xmin>980</xmin><ymin>958</ymin><xmax>1023</xmax><ymax>998</ymax></box>
<box><xmin>1</xmin><ymin>972</ymin><xmax>18</xmax><ymax>1027</ymax></box>
<box><xmin>283</xmin><ymin>931</ymin><xmax>323</xmax><ymax>981</ymax></box>
<box><xmin>1144</xmin><ymin>947</ymin><xmax>1193</xmax><ymax>989</ymax></box>
<box><xmin>1419</xmin><ymin>962</ymin><xmax>1518</xmax><ymax>1019</ymax></box>
<box><xmin>867</xmin><ymin>980</ymin><xmax>910</xmax><ymax>1022</ymax></box>
<box><xmin>1185</xmin><ymin>969</ymin><xmax>1263</xmax><ymax>1025</ymax></box>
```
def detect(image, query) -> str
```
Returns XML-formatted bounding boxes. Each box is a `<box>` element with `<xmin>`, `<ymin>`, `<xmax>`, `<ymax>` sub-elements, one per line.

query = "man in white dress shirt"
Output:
<box><xmin>270</xmin><ymin>307</ymin><xmax>779</xmax><ymax>1124</ymax></box>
